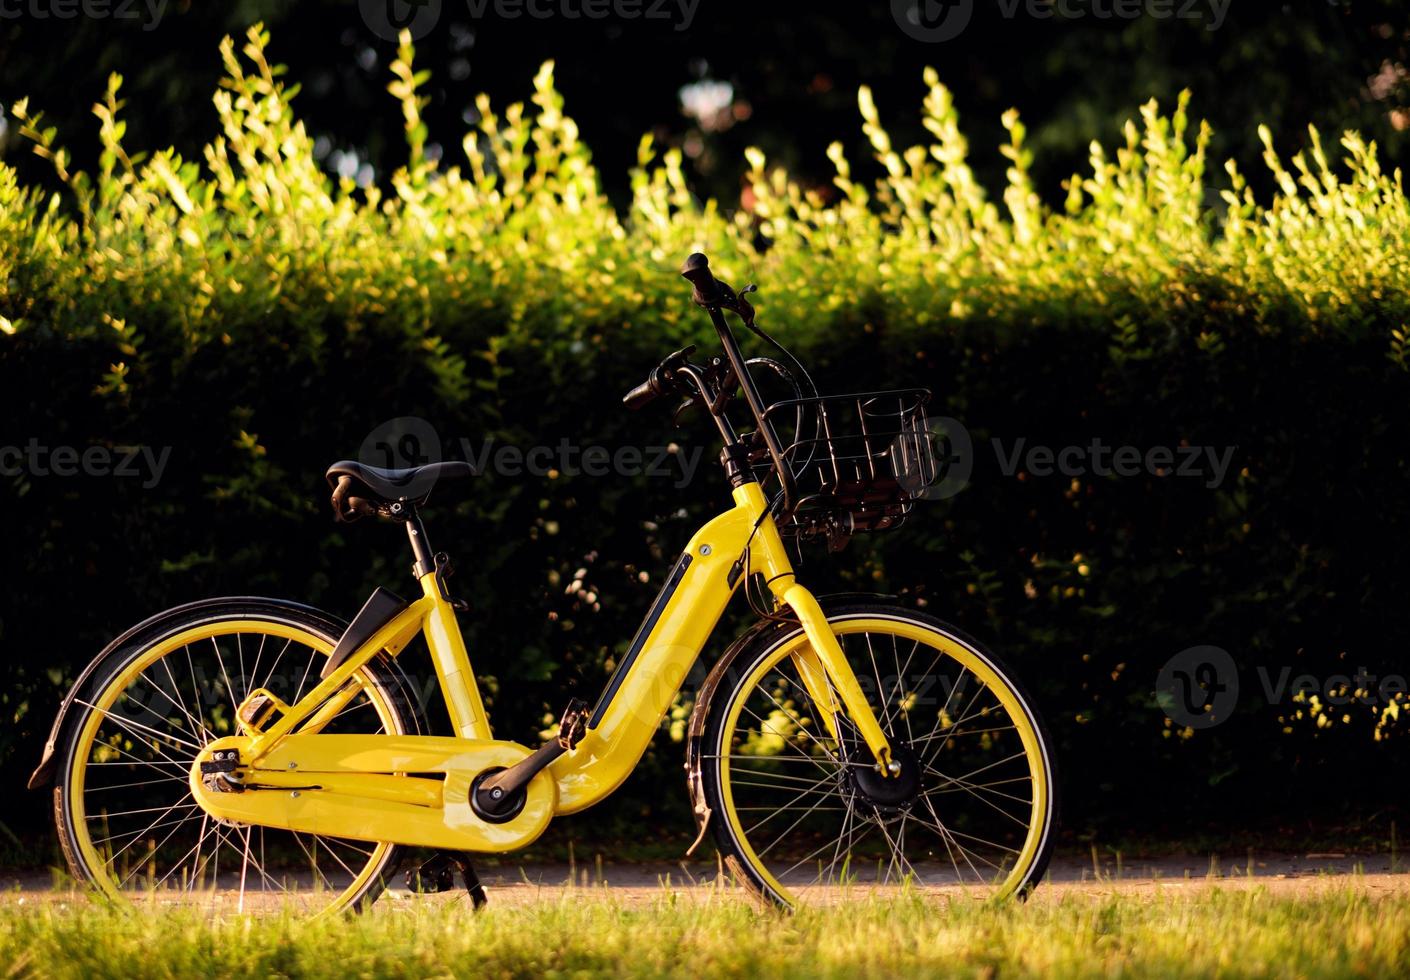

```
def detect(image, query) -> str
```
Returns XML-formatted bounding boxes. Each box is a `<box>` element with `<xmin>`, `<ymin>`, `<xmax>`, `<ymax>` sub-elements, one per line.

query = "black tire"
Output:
<box><xmin>691</xmin><ymin>601</ymin><xmax>1059</xmax><ymax>908</ymax></box>
<box><xmin>53</xmin><ymin>598</ymin><xmax>422</xmax><ymax>913</ymax></box>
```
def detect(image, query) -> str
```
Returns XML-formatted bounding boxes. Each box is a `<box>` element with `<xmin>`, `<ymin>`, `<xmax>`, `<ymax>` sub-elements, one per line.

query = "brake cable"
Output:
<box><xmin>739</xmin><ymin>303</ymin><xmax>823</xmax><ymax>483</ymax></box>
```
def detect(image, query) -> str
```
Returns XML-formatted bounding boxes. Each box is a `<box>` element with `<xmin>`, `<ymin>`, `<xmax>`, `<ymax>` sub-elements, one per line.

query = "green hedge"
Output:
<box><xmin>3</xmin><ymin>26</ymin><xmax>1409</xmax><ymax>844</ymax></box>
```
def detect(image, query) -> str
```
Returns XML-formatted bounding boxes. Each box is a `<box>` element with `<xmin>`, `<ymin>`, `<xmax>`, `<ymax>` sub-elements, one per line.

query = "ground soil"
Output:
<box><xmin>4</xmin><ymin>852</ymin><xmax>1404</xmax><ymax>908</ymax></box>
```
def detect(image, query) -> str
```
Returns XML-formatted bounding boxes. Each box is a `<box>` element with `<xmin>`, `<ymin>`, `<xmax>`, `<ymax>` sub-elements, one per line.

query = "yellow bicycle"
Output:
<box><xmin>30</xmin><ymin>254</ymin><xmax>1057</xmax><ymax>912</ymax></box>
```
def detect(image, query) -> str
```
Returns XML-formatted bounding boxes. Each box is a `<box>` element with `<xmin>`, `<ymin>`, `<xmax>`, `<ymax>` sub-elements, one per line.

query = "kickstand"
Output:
<box><xmin>451</xmin><ymin>854</ymin><xmax>488</xmax><ymax>909</ymax></box>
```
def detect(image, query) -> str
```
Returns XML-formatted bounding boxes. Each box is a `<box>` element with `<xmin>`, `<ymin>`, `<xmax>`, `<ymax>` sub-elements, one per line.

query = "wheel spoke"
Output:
<box><xmin>74</xmin><ymin>697</ymin><xmax>203</xmax><ymax>754</ymax></box>
<box><xmin>922</xmin><ymin>767</ymin><xmax>1033</xmax><ymax>807</ymax></box>
<box><xmin>755</xmin><ymin>778</ymin><xmax>848</xmax><ymax>859</ymax></box>
<box><xmin>729</xmin><ymin>772</ymin><xmax>843</xmax><ymax>791</ymax></box>
<box><xmin>861</xmin><ymin>633</ymin><xmax>890</xmax><ymax>731</ymax></box>
<box><xmin>90</xmin><ymin>740</ymin><xmax>194</xmax><ymax>779</ymax></box>
<box><xmin>876</xmin><ymin>812</ymin><xmax>917</xmax><ymax>884</ymax></box>
<box><xmin>293</xmin><ymin>647</ymin><xmax>319</xmax><ymax>703</ymax></box>
<box><xmin>752</xmin><ymin>679</ymin><xmax>842</xmax><ymax>765</ymax></box>
<box><xmin>740</xmin><ymin>769</ymin><xmax>840</xmax><ymax>838</ymax></box>
<box><xmin>212</xmin><ymin>637</ymin><xmax>240</xmax><ymax>715</ymax></box>
<box><xmin>182</xmin><ymin>644</ymin><xmax>211</xmax><ymax>740</ymax></box>
<box><xmin>935</xmin><ymin>749</ymin><xmax>1029</xmax><ymax>786</ymax></box>
<box><xmin>714</xmin><ymin>621</ymin><xmax>1050</xmax><ymax>905</ymax></box>
<box><xmin>910</xmin><ymin>723</ymin><xmax>1017</xmax><ymax>746</ymax></box>
<box><xmin>155</xmin><ymin>657</ymin><xmax>214</xmax><ymax>745</ymax></box>
<box><xmin>778</xmin><ymin>817</ymin><xmax>879</xmax><ymax>885</ymax></box>
<box><xmin>99</xmin><ymin>803</ymin><xmax>203</xmax><ymax>864</ymax></box>
<box><xmin>888</xmin><ymin>635</ymin><xmax>920</xmax><ymax>743</ymax></box>
<box><xmin>256</xmin><ymin>637</ymin><xmax>295</xmax><ymax>700</ymax></box>
<box><xmin>824</xmin><ymin>790</ymin><xmax>860</xmax><ymax>884</ymax></box>
<box><xmin>115</xmin><ymin>808</ymin><xmax>202</xmax><ymax>890</ymax></box>
<box><xmin>247</xmin><ymin>633</ymin><xmax>268</xmax><ymax>703</ymax></box>
<box><xmin>917</xmin><ymin>795</ymin><xmax>997</xmax><ymax>879</ymax></box>
<box><xmin>921</xmin><ymin>676</ymin><xmax>986</xmax><ymax>768</ymax></box>
<box><xmin>65</xmin><ymin>621</ymin><xmax>401</xmax><ymax>914</ymax></box>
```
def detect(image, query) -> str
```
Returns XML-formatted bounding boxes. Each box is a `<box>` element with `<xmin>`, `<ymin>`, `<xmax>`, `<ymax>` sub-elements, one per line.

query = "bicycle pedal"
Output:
<box><xmin>405</xmin><ymin>856</ymin><xmax>456</xmax><ymax>894</ymax></box>
<box><xmin>556</xmin><ymin>697</ymin><xmax>589</xmax><ymax>750</ymax></box>
<box><xmin>236</xmin><ymin>688</ymin><xmax>289</xmax><ymax>735</ymax></box>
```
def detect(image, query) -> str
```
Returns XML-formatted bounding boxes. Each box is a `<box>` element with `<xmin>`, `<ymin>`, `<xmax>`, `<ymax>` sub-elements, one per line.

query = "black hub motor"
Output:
<box><xmin>848</xmin><ymin>743</ymin><xmax>923</xmax><ymax>814</ymax></box>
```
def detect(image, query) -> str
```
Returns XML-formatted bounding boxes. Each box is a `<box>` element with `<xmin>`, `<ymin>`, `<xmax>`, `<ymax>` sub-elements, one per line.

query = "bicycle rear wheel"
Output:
<box><xmin>54</xmin><ymin>600</ymin><xmax>415</xmax><ymax>914</ymax></box>
<box><xmin>696</xmin><ymin>602</ymin><xmax>1058</xmax><ymax>907</ymax></box>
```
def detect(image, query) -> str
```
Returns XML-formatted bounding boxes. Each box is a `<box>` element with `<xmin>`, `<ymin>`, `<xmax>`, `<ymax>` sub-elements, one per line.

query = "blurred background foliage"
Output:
<box><xmin>2</xmin><ymin>3</ymin><xmax>1410</xmax><ymax>855</ymax></box>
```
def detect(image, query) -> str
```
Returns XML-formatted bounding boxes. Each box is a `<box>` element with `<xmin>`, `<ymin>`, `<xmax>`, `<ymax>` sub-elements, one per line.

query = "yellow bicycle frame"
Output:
<box><xmin>191</xmin><ymin>482</ymin><xmax>894</xmax><ymax>852</ymax></box>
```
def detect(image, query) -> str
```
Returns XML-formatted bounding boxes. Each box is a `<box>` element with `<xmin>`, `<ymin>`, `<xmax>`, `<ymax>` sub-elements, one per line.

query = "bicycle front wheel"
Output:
<box><xmin>697</xmin><ymin>603</ymin><xmax>1058</xmax><ymax>907</ymax></box>
<box><xmin>54</xmin><ymin>600</ymin><xmax>415</xmax><ymax>914</ymax></box>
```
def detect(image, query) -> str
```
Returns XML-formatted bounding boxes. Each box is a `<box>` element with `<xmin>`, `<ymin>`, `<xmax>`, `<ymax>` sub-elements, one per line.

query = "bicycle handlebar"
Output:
<box><xmin>622</xmin><ymin>344</ymin><xmax>698</xmax><ymax>411</ymax></box>
<box><xmin>680</xmin><ymin>253</ymin><xmax>795</xmax><ymax>513</ymax></box>
<box><xmin>681</xmin><ymin>252</ymin><xmax>756</xmax><ymax>322</ymax></box>
<box><xmin>623</xmin><ymin>253</ymin><xmax>797</xmax><ymax>513</ymax></box>
<box><xmin>622</xmin><ymin>377</ymin><xmax>661</xmax><ymax>411</ymax></box>
<box><xmin>680</xmin><ymin>252</ymin><xmax>720</xmax><ymax>306</ymax></box>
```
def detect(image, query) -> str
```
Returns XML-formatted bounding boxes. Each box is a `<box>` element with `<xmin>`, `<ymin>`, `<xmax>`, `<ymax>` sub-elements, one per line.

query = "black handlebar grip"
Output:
<box><xmin>623</xmin><ymin>378</ymin><xmax>660</xmax><ymax>411</ymax></box>
<box><xmin>680</xmin><ymin>252</ymin><xmax>720</xmax><ymax>306</ymax></box>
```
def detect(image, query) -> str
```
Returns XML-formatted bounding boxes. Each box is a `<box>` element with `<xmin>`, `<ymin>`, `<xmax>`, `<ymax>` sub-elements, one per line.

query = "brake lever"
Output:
<box><xmin>671</xmin><ymin>396</ymin><xmax>697</xmax><ymax>427</ymax></box>
<box><xmin>736</xmin><ymin>284</ymin><xmax>758</xmax><ymax>324</ymax></box>
<box><xmin>708</xmin><ymin>361</ymin><xmax>737</xmax><ymax>415</ymax></box>
<box><xmin>663</xmin><ymin>344</ymin><xmax>697</xmax><ymax>370</ymax></box>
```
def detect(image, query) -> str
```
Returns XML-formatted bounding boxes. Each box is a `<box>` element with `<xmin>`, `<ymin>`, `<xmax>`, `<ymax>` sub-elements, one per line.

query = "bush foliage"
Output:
<box><xmin>3</xmin><ymin>26</ymin><xmax>1408</xmax><ymax>840</ymax></box>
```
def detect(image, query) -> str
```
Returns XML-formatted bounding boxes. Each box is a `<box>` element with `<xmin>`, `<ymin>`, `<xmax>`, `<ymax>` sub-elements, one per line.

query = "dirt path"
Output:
<box><xmin>5</xmin><ymin>853</ymin><xmax>1405</xmax><ymax>908</ymax></box>
<box><xmin>457</xmin><ymin>853</ymin><xmax>1410</xmax><ymax>905</ymax></box>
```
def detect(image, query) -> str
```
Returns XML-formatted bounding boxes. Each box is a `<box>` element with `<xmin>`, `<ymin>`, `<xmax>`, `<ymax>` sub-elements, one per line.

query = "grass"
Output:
<box><xmin>0</xmin><ymin>883</ymin><xmax>1407</xmax><ymax>978</ymax></box>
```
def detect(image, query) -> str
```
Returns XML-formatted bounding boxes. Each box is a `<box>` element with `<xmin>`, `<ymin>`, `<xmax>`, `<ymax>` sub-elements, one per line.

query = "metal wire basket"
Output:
<box><xmin>761</xmin><ymin>388</ymin><xmax>938</xmax><ymax>543</ymax></box>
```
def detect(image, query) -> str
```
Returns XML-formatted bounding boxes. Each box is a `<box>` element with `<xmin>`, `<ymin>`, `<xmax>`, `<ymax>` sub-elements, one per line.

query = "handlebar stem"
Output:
<box><xmin>674</xmin><ymin>362</ymin><xmax>744</xmax><ymax>453</ymax></box>
<box><xmin>702</xmin><ymin>304</ymin><xmax>796</xmax><ymax>514</ymax></box>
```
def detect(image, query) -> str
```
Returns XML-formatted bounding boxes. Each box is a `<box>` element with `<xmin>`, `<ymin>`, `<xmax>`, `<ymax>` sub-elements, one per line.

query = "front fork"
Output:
<box><xmin>773</xmin><ymin>581</ymin><xmax>895</xmax><ymax>773</ymax></box>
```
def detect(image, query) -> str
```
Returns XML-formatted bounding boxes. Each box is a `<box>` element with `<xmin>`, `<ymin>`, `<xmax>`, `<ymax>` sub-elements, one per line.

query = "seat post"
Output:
<box><xmin>404</xmin><ymin>505</ymin><xmax>436</xmax><ymax>579</ymax></box>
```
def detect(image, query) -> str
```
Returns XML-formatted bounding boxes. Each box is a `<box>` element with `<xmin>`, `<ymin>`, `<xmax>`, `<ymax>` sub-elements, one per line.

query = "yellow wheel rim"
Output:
<box><xmin>714</xmin><ymin>615</ymin><xmax>1053</xmax><ymax>906</ymax></box>
<box><xmin>65</xmin><ymin>618</ymin><xmax>400</xmax><ymax>913</ymax></box>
